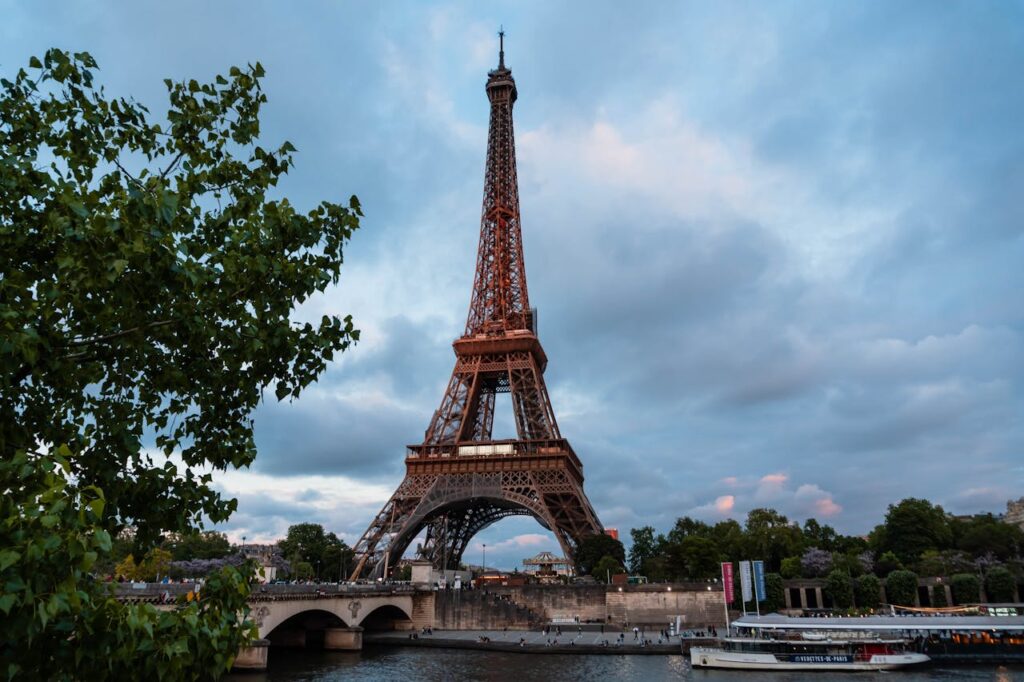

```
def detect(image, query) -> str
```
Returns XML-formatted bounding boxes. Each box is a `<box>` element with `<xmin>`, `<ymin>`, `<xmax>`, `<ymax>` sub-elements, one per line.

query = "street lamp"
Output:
<box><xmin>241</xmin><ymin>535</ymin><xmax>246</xmax><ymax>553</ymax></box>
<box><xmin>482</xmin><ymin>544</ymin><xmax>487</xmax><ymax>576</ymax></box>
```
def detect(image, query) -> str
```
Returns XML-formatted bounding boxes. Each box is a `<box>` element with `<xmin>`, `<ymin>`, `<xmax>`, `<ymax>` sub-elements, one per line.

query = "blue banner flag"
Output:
<box><xmin>753</xmin><ymin>560</ymin><xmax>767</xmax><ymax>602</ymax></box>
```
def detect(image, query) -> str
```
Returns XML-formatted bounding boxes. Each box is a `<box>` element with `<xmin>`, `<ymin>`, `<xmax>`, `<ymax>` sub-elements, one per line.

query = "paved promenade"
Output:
<box><xmin>367</xmin><ymin>628</ymin><xmax>713</xmax><ymax>655</ymax></box>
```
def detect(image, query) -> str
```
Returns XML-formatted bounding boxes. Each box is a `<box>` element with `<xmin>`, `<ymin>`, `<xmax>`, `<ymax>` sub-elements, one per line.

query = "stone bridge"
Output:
<box><xmin>117</xmin><ymin>583</ymin><xmax>435</xmax><ymax>671</ymax></box>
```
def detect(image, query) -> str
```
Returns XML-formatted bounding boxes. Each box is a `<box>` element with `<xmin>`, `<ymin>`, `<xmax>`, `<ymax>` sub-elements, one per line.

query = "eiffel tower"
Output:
<box><xmin>349</xmin><ymin>33</ymin><xmax>603</xmax><ymax>580</ymax></box>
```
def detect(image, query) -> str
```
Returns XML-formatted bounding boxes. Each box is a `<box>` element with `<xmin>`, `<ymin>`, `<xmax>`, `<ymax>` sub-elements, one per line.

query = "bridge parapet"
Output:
<box><xmin>114</xmin><ymin>582</ymin><xmax>432</xmax><ymax>604</ymax></box>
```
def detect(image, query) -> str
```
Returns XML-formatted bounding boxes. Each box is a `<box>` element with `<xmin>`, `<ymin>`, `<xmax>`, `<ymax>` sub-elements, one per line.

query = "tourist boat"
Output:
<box><xmin>690</xmin><ymin>636</ymin><xmax>930</xmax><ymax>671</ymax></box>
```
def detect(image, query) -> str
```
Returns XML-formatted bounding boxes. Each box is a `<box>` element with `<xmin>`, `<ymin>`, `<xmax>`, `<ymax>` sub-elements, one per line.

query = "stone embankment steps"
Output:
<box><xmin>433</xmin><ymin>589</ymin><xmax>543</xmax><ymax>630</ymax></box>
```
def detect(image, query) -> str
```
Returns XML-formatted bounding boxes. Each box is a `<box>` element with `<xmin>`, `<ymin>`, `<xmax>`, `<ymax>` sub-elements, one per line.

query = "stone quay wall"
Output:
<box><xmin>433</xmin><ymin>589</ymin><xmax>542</xmax><ymax>630</ymax></box>
<box><xmin>434</xmin><ymin>584</ymin><xmax>725</xmax><ymax>630</ymax></box>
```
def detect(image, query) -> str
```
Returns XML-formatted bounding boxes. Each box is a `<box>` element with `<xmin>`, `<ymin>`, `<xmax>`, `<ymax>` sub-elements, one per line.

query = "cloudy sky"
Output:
<box><xmin>6</xmin><ymin>1</ymin><xmax>1023</xmax><ymax>569</ymax></box>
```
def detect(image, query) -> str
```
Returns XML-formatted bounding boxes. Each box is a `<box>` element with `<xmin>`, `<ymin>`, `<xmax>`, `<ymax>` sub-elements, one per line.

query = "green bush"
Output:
<box><xmin>855</xmin><ymin>574</ymin><xmax>882</xmax><ymax>609</ymax></box>
<box><xmin>764</xmin><ymin>573</ymin><xmax>786</xmax><ymax>612</ymax></box>
<box><xmin>951</xmin><ymin>573</ymin><xmax>981</xmax><ymax>605</ymax></box>
<box><xmin>985</xmin><ymin>566</ymin><xmax>1016</xmax><ymax>603</ymax></box>
<box><xmin>780</xmin><ymin>556</ymin><xmax>801</xmax><ymax>580</ymax></box>
<box><xmin>931</xmin><ymin>584</ymin><xmax>949</xmax><ymax>607</ymax></box>
<box><xmin>825</xmin><ymin>569</ymin><xmax>854</xmax><ymax>608</ymax></box>
<box><xmin>876</xmin><ymin>551</ymin><xmax>903</xmax><ymax>577</ymax></box>
<box><xmin>885</xmin><ymin>570</ymin><xmax>919</xmax><ymax>606</ymax></box>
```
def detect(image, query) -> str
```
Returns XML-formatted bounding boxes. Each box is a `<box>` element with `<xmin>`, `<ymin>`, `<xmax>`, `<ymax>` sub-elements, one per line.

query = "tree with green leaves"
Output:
<box><xmin>164</xmin><ymin>530</ymin><xmax>232</xmax><ymax>562</ymax></box>
<box><xmin>670</xmin><ymin>536</ymin><xmax>721</xmax><ymax>581</ymax></box>
<box><xmin>277</xmin><ymin>523</ymin><xmax>353</xmax><ymax>582</ymax></box>
<box><xmin>744</xmin><ymin>508</ymin><xmax>803</xmax><ymax>572</ymax></box>
<box><xmin>628</xmin><ymin>526</ymin><xmax>657</xmax><ymax>575</ymax></box>
<box><xmin>952</xmin><ymin>514</ymin><xmax>1024</xmax><ymax>561</ymax></box>
<box><xmin>871</xmin><ymin>498</ymin><xmax>953</xmax><ymax>566</ymax></box>
<box><xmin>593</xmin><ymin>555</ymin><xmax>626</xmax><ymax>583</ymax></box>
<box><xmin>0</xmin><ymin>49</ymin><xmax>360</xmax><ymax>679</ymax></box>
<box><xmin>575</xmin><ymin>533</ymin><xmax>626</xmax><ymax>577</ymax></box>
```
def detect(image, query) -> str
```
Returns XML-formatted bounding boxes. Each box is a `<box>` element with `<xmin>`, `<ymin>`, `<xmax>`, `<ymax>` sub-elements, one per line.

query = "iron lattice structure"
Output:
<box><xmin>350</xmin><ymin>35</ymin><xmax>603</xmax><ymax>580</ymax></box>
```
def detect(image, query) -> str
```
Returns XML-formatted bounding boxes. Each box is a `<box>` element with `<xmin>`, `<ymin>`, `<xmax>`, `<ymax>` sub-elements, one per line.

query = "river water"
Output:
<box><xmin>225</xmin><ymin>647</ymin><xmax>1024</xmax><ymax>681</ymax></box>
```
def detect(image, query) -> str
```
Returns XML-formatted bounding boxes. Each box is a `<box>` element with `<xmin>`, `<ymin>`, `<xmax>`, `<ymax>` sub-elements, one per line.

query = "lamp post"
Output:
<box><xmin>241</xmin><ymin>535</ymin><xmax>246</xmax><ymax>553</ymax></box>
<box><xmin>482</xmin><ymin>544</ymin><xmax>487</xmax><ymax>576</ymax></box>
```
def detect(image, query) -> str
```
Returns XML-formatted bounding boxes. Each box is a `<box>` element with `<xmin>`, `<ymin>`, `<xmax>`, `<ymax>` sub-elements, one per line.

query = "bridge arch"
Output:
<box><xmin>255</xmin><ymin>604</ymin><xmax>351</xmax><ymax>641</ymax></box>
<box><xmin>358</xmin><ymin>603</ymin><xmax>413</xmax><ymax>631</ymax></box>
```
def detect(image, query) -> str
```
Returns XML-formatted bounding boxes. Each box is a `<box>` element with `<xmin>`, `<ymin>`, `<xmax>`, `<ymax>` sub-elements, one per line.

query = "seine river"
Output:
<box><xmin>225</xmin><ymin>647</ymin><xmax>1024</xmax><ymax>681</ymax></box>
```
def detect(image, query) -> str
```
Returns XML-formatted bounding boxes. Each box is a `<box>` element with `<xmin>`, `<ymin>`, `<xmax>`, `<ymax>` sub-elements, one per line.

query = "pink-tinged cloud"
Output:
<box><xmin>814</xmin><ymin>498</ymin><xmax>843</xmax><ymax>517</ymax></box>
<box><xmin>715</xmin><ymin>495</ymin><xmax>735</xmax><ymax>513</ymax></box>
<box><xmin>721</xmin><ymin>476</ymin><xmax>739</xmax><ymax>487</ymax></box>
<box><xmin>760</xmin><ymin>473</ymin><xmax>788</xmax><ymax>485</ymax></box>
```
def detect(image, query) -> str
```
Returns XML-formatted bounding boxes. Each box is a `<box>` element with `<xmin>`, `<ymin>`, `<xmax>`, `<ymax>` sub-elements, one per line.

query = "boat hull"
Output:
<box><xmin>689</xmin><ymin>647</ymin><xmax>930</xmax><ymax>671</ymax></box>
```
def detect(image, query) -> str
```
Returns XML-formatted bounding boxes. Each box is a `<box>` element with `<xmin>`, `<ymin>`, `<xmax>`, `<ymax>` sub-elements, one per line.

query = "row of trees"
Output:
<box><xmin>100</xmin><ymin>523</ymin><xmax>354</xmax><ymax>583</ymax></box>
<box><xmin>620</xmin><ymin>499</ymin><xmax>1023</xmax><ymax>585</ymax></box>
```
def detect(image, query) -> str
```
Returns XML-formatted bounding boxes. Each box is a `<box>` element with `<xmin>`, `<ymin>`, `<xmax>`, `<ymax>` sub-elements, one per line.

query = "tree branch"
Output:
<box><xmin>67</xmin><ymin>319</ymin><xmax>177</xmax><ymax>348</ymax></box>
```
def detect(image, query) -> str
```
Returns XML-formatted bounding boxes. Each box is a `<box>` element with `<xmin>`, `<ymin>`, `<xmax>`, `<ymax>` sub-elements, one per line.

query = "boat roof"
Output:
<box><xmin>720</xmin><ymin>637</ymin><xmax>906</xmax><ymax>646</ymax></box>
<box><xmin>734</xmin><ymin>613</ymin><xmax>1024</xmax><ymax>632</ymax></box>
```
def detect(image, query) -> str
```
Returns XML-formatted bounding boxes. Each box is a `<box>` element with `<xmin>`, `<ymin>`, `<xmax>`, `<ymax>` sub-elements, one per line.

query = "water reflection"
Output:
<box><xmin>224</xmin><ymin>647</ymin><xmax>1023</xmax><ymax>682</ymax></box>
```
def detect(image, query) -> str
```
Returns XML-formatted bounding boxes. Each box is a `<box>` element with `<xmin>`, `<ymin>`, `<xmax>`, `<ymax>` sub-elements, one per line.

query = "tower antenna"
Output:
<box><xmin>498</xmin><ymin>26</ymin><xmax>505</xmax><ymax>69</ymax></box>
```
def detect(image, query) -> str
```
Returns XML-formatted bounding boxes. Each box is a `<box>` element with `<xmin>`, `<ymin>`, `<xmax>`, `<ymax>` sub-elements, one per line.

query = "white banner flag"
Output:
<box><xmin>739</xmin><ymin>560</ymin><xmax>752</xmax><ymax>603</ymax></box>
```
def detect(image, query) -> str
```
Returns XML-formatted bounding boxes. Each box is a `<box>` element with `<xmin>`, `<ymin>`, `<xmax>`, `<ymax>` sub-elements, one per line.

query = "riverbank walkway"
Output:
<box><xmin>367</xmin><ymin>627</ymin><xmax>713</xmax><ymax>655</ymax></box>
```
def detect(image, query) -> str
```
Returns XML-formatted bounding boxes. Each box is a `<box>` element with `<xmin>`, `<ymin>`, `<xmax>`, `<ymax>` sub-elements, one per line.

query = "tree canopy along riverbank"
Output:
<box><xmin>627</xmin><ymin>499</ymin><xmax>1023</xmax><ymax>611</ymax></box>
<box><xmin>0</xmin><ymin>49</ymin><xmax>360</xmax><ymax>680</ymax></box>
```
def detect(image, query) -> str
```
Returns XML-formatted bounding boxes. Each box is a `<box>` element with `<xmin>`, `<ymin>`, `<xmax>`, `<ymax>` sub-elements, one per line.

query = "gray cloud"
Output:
<box><xmin>6</xmin><ymin>1</ymin><xmax>1022</xmax><ymax>565</ymax></box>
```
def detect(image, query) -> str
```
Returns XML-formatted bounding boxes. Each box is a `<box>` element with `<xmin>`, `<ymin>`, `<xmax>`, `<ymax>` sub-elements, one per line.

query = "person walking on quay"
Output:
<box><xmin>633</xmin><ymin>626</ymin><xmax>639</xmax><ymax>641</ymax></box>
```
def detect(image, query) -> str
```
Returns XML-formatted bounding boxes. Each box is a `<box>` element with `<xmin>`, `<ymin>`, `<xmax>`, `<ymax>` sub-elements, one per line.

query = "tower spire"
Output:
<box><xmin>498</xmin><ymin>26</ymin><xmax>505</xmax><ymax>69</ymax></box>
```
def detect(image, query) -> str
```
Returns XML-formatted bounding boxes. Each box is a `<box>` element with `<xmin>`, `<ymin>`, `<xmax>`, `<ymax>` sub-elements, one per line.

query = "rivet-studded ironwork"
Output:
<box><xmin>349</xmin><ymin>38</ymin><xmax>603</xmax><ymax>580</ymax></box>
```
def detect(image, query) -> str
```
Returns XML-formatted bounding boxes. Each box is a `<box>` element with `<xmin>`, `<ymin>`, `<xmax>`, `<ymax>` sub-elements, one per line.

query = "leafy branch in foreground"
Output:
<box><xmin>1</xmin><ymin>48</ymin><xmax>360</xmax><ymax>679</ymax></box>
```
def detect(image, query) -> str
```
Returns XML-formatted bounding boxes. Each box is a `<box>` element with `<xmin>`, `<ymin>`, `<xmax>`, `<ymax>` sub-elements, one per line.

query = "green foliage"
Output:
<box><xmin>952</xmin><ymin>514</ymin><xmax>1024</xmax><ymax>561</ymax></box>
<box><xmin>931</xmin><ymin>584</ymin><xmax>948</xmax><ymax>607</ymax></box>
<box><xmin>803</xmin><ymin>518</ymin><xmax>838</xmax><ymax>552</ymax></box>
<box><xmin>628</xmin><ymin>526</ymin><xmax>657</xmax><ymax>575</ymax></box>
<box><xmin>885</xmin><ymin>570</ymin><xmax>919</xmax><ymax>606</ymax></box>
<box><xmin>575</xmin><ymin>533</ymin><xmax>626</xmax><ymax>577</ymax></box>
<box><xmin>871</xmin><ymin>499</ymin><xmax>953</xmax><ymax>565</ymax></box>
<box><xmin>666</xmin><ymin>536</ymin><xmax>721</xmax><ymax>581</ymax></box>
<box><xmin>855</xmin><ymin>574</ymin><xmax>882</xmax><ymax>610</ymax></box>
<box><xmin>950</xmin><ymin>573</ymin><xmax>981</xmax><ymax>605</ymax></box>
<box><xmin>0</xmin><ymin>49</ymin><xmax>359</xmax><ymax>678</ymax></box>
<box><xmin>875</xmin><ymin>551</ymin><xmax>903</xmax><ymax>577</ymax></box>
<box><xmin>779</xmin><ymin>556</ymin><xmax>801</xmax><ymax>579</ymax></box>
<box><xmin>164</xmin><ymin>530</ymin><xmax>231</xmax><ymax>561</ymax></box>
<box><xmin>277</xmin><ymin>523</ymin><xmax>353</xmax><ymax>582</ymax></box>
<box><xmin>984</xmin><ymin>566</ymin><xmax>1016</xmax><ymax>603</ymax></box>
<box><xmin>825</xmin><ymin>569</ymin><xmax>854</xmax><ymax>609</ymax></box>
<box><xmin>593</xmin><ymin>555</ymin><xmax>625</xmax><ymax>582</ymax></box>
<box><xmin>744</xmin><ymin>508</ymin><xmax>804</xmax><ymax>572</ymax></box>
<box><xmin>764</xmin><ymin>573</ymin><xmax>786</xmax><ymax>613</ymax></box>
<box><xmin>293</xmin><ymin>561</ymin><xmax>314</xmax><ymax>580</ymax></box>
